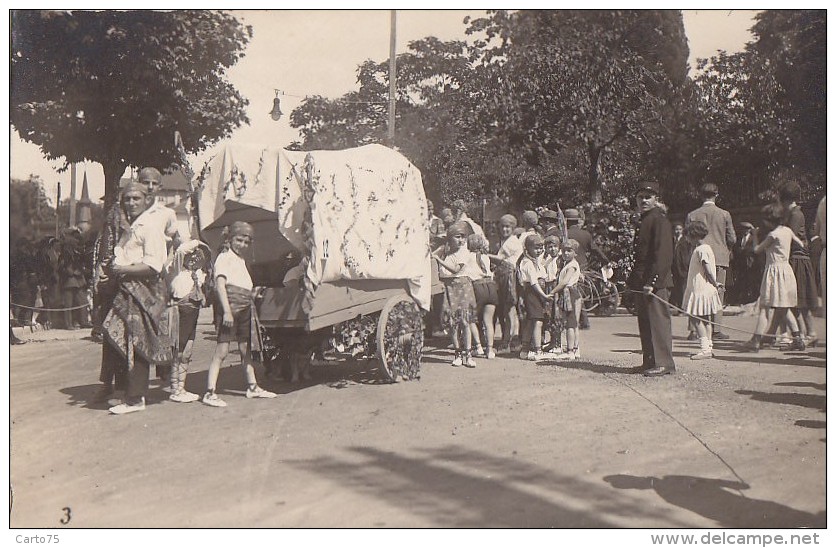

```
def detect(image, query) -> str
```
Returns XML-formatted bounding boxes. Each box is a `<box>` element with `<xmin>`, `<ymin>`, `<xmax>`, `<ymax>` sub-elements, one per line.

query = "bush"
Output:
<box><xmin>578</xmin><ymin>195</ymin><xmax>638</xmax><ymax>285</ymax></box>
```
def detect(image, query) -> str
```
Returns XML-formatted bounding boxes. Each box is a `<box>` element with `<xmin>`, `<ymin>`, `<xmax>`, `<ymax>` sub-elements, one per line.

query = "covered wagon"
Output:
<box><xmin>196</xmin><ymin>143</ymin><xmax>441</xmax><ymax>381</ymax></box>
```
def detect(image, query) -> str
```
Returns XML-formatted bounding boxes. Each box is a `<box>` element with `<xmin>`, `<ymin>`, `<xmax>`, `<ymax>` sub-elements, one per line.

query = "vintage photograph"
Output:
<box><xmin>7</xmin><ymin>8</ymin><xmax>826</xmax><ymax>534</ymax></box>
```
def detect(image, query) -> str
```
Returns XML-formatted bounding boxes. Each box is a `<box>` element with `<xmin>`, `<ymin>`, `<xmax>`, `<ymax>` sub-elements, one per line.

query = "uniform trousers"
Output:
<box><xmin>636</xmin><ymin>287</ymin><xmax>675</xmax><ymax>369</ymax></box>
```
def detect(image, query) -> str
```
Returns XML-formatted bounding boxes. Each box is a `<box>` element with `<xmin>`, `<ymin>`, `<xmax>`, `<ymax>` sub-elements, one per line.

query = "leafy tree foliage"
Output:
<box><xmin>466</xmin><ymin>10</ymin><xmax>689</xmax><ymax>203</ymax></box>
<box><xmin>690</xmin><ymin>51</ymin><xmax>792</xmax><ymax>203</ymax></box>
<box><xmin>750</xmin><ymin>10</ymin><xmax>826</xmax><ymax>191</ymax></box>
<box><xmin>11</xmin><ymin>10</ymin><xmax>252</xmax><ymax>204</ymax></box>
<box><xmin>688</xmin><ymin>9</ymin><xmax>826</xmax><ymax>204</ymax></box>
<box><xmin>10</xmin><ymin>175</ymin><xmax>54</xmax><ymax>245</ymax></box>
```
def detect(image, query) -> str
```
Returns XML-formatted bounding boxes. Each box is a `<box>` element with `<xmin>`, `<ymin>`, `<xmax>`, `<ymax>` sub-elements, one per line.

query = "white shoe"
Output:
<box><xmin>690</xmin><ymin>350</ymin><xmax>714</xmax><ymax>360</ymax></box>
<box><xmin>451</xmin><ymin>353</ymin><xmax>463</xmax><ymax>367</ymax></box>
<box><xmin>246</xmin><ymin>386</ymin><xmax>278</xmax><ymax>399</ymax></box>
<box><xmin>473</xmin><ymin>346</ymin><xmax>485</xmax><ymax>357</ymax></box>
<box><xmin>525</xmin><ymin>351</ymin><xmax>538</xmax><ymax>361</ymax></box>
<box><xmin>202</xmin><ymin>392</ymin><xmax>228</xmax><ymax>407</ymax></box>
<box><xmin>169</xmin><ymin>390</ymin><xmax>199</xmax><ymax>403</ymax></box>
<box><xmin>109</xmin><ymin>398</ymin><xmax>146</xmax><ymax>415</ymax></box>
<box><xmin>486</xmin><ymin>348</ymin><xmax>496</xmax><ymax>359</ymax></box>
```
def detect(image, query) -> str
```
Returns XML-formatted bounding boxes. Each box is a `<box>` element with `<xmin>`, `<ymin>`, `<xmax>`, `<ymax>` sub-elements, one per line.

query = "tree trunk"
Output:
<box><xmin>101</xmin><ymin>159</ymin><xmax>128</xmax><ymax>207</ymax></box>
<box><xmin>587</xmin><ymin>141</ymin><xmax>603</xmax><ymax>205</ymax></box>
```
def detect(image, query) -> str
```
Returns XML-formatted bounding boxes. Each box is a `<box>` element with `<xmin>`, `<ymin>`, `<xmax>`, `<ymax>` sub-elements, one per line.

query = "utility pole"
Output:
<box><xmin>387</xmin><ymin>9</ymin><xmax>397</xmax><ymax>146</ymax></box>
<box><xmin>69</xmin><ymin>162</ymin><xmax>77</xmax><ymax>226</ymax></box>
<box><xmin>55</xmin><ymin>182</ymin><xmax>61</xmax><ymax>237</ymax></box>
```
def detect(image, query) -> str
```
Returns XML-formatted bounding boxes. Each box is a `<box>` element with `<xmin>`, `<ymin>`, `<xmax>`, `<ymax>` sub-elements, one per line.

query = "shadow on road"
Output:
<box><xmin>775</xmin><ymin>381</ymin><xmax>826</xmax><ymax>391</ymax></box>
<box><xmin>538</xmin><ymin>360</ymin><xmax>646</xmax><ymax>375</ymax></box>
<box><xmin>717</xmin><ymin>353</ymin><xmax>826</xmax><ymax>368</ymax></box>
<box><xmin>285</xmin><ymin>445</ymin><xmax>692</xmax><ymax>527</ymax></box>
<box><xmin>603</xmin><ymin>474</ymin><xmax>825</xmax><ymax>528</ymax></box>
<box><xmin>735</xmin><ymin>389</ymin><xmax>826</xmax><ymax>413</ymax></box>
<box><xmin>795</xmin><ymin>419</ymin><xmax>826</xmax><ymax>429</ymax></box>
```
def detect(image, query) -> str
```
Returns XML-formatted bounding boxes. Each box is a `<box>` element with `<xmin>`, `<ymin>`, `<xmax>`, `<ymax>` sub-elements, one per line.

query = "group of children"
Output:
<box><xmin>433</xmin><ymin>221</ymin><xmax>584</xmax><ymax>366</ymax></box>
<box><xmin>167</xmin><ymin>220</ymin><xmax>277</xmax><ymax>408</ymax></box>
<box><xmin>673</xmin><ymin>201</ymin><xmax>816</xmax><ymax>360</ymax></box>
<box><xmin>173</xmin><ymin>198</ymin><xmax>818</xmax><ymax>405</ymax></box>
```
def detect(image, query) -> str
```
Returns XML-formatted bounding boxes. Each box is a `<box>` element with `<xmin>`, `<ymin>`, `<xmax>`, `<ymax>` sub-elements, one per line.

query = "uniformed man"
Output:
<box><xmin>627</xmin><ymin>182</ymin><xmax>675</xmax><ymax>376</ymax></box>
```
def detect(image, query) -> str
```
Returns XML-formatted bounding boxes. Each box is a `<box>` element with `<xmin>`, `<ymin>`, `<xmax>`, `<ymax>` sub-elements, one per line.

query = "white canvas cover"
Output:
<box><xmin>196</xmin><ymin>143</ymin><xmax>432</xmax><ymax>310</ymax></box>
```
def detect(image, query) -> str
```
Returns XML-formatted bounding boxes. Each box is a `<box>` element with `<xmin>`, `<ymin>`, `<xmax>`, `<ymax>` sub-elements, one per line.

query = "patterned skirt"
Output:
<box><xmin>493</xmin><ymin>261</ymin><xmax>518</xmax><ymax>316</ymax></box>
<box><xmin>441</xmin><ymin>277</ymin><xmax>476</xmax><ymax>327</ymax></box>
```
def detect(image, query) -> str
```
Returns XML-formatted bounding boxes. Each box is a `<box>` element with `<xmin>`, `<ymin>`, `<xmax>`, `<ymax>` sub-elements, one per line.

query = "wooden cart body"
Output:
<box><xmin>257</xmin><ymin>274</ymin><xmax>442</xmax><ymax>333</ymax></box>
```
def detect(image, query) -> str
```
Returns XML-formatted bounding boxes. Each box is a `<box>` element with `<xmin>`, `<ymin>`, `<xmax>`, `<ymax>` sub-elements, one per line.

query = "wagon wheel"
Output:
<box><xmin>376</xmin><ymin>293</ymin><xmax>424</xmax><ymax>382</ymax></box>
<box><xmin>578</xmin><ymin>275</ymin><xmax>601</xmax><ymax>313</ymax></box>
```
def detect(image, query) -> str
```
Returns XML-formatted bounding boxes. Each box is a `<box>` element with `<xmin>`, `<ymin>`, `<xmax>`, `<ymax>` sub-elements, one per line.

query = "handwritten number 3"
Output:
<box><xmin>61</xmin><ymin>507</ymin><xmax>71</xmax><ymax>524</ymax></box>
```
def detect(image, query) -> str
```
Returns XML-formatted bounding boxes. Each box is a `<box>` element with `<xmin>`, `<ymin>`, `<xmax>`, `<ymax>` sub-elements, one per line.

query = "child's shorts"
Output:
<box><xmin>177</xmin><ymin>302</ymin><xmax>201</xmax><ymax>350</ymax></box>
<box><xmin>522</xmin><ymin>286</ymin><xmax>546</xmax><ymax>321</ymax></box>
<box><xmin>215</xmin><ymin>306</ymin><xmax>252</xmax><ymax>344</ymax></box>
<box><xmin>472</xmin><ymin>278</ymin><xmax>499</xmax><ymax>309</ymax></box>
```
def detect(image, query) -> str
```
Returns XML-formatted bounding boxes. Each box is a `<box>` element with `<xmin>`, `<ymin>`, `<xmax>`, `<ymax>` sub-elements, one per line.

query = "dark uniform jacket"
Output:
<box><xmin>628</xmin><ymin>206</ymin><xmax>673</xmax><ymax>290</ymax></box>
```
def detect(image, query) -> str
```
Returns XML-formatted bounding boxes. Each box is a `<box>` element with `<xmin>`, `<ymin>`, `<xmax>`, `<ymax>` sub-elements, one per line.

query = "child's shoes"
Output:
<box><xmin>170</xmin><ymin>390</ymin><xmax>200</xmax><ymax>403</ymax></box>
<box><xmin>246</xmin><ymin>385</ymin><xmax>278</xmax><ymax>399</ymax></box>
<box><xmin>202</xmin><ymin>392</ymin><xmax>227</xmax><ymax>407</ymax></box>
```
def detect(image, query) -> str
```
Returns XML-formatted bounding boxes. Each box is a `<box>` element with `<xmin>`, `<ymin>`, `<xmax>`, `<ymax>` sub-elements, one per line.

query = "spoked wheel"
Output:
<box><xmin>376</xmin><ymin>294</ymin><xmax>424</xmax><ymax>382</ymax></box>
<box><xmin>578</xmin><ymin>275</ymin><xmax>601</xmax><ymax>313</ymax></box>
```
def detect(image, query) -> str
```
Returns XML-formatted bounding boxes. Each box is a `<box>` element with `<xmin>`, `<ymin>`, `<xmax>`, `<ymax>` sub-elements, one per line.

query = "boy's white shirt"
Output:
<box><xmin>557</xmin><ymin>258</ymin><xmax>581</xmax><ymax>288</ymax></box>
<box><xmin>544</xmin><ymin>255</ymin><xmax>560</xmax><ymax>282</ymax></box>
<box><xmin>214</xmin><ymin>249</ymin><xmax>253</xmax><ymax>290</ymax></box>
<box><xmin>518</xmin><ymin>254</ymin><xmax>546</xmax><ymax>285</ymax></box>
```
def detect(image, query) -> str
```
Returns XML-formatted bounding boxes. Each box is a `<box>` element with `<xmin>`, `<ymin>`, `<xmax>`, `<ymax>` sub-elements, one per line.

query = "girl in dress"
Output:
<box><xmin>434</xmin><ymin>222</ymin><xmax>478</xmax><ymax>367</ymax></box>
<box><xmin>778</xmin><ymin>181</ymin><xmax>819</xmax><ymax>347</ymax></box>
<box><xmin>743</xmin><ymin>204</ymin><xmax>806</xmax><ymax>352</ymax></box>
<box><xmin>681</xmin><ymin>221</ymin><xmax>722</xmax><ymax>360</ymax></box>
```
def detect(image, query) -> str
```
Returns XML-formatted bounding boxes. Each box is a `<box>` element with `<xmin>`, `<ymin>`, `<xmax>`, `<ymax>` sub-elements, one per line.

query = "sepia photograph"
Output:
<box><xmin>6</xmin><ymin>6</ymin><xmax>828</xmax><ymax>539</ymax></box>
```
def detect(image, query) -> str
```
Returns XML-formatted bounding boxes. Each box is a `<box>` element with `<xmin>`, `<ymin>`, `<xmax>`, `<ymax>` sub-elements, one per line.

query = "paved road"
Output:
<box><xmin>9</xmin><ymin>311</ymin><xmax>826</xmax><ymax>528</ymax></box>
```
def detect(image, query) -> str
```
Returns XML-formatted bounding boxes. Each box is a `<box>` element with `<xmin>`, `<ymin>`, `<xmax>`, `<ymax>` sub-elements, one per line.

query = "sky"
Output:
<box><xmin>7</xmin><ymin>9</ymin><xmax>760</xmax><ymax>205</ymax></box>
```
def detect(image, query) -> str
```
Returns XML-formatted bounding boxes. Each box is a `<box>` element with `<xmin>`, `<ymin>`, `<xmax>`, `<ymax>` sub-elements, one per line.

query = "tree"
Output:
<box><xmin>750</xmin><ymin>10</ymin><xmax>826</xmax><ymax>191</ymax></box>
<box><xmin>11</xmin><ymin>10</ymin><xmax>252</xmax><ymax>205</ymax></box>
<box><xmin>466</xmin><ymin>10</ymin><xmax>690</xmax><ymax>203</ymax></box>
<box><xmin>289</xmin><ymin>36</ymin><xmax>488</xmax><ymax>202</ymax></box>
<box><xmin>10</xmin><ymin>175</ymin><xmax>54</xmax><ymax>246</ymax></box>
<box><xmin>689</xmin><ymin>50</ymin><xmax>792</xmax><ymax>203</ymax></box>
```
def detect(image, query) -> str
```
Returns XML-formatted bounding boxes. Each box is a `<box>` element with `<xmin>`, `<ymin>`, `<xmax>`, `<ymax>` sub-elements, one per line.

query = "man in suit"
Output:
<box><xmin>731</xmin><ymin>222</ymin><xmax>760</xmax><ymax>305</ymax></box>
<box><xmin>670</xmin><ymin>222</ymin><xmax>690</xmax><ymax>314</ymax></box>
<box><xmin>628</xmin><ymin>182</ymin><xmax>676</xmax><ymax>376</ymax></box>
<box><xmin>686</xmin><ymin>183</ymin><xmax>735</xmax><ymax>340</ymax></box>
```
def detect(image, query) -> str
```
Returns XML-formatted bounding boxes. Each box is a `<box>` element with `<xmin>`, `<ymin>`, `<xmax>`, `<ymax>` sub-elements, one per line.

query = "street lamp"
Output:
<box><xmin>269</xmin><ymin>89</ymin><xmax>283</xmax><ymax>121</ymax></box>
